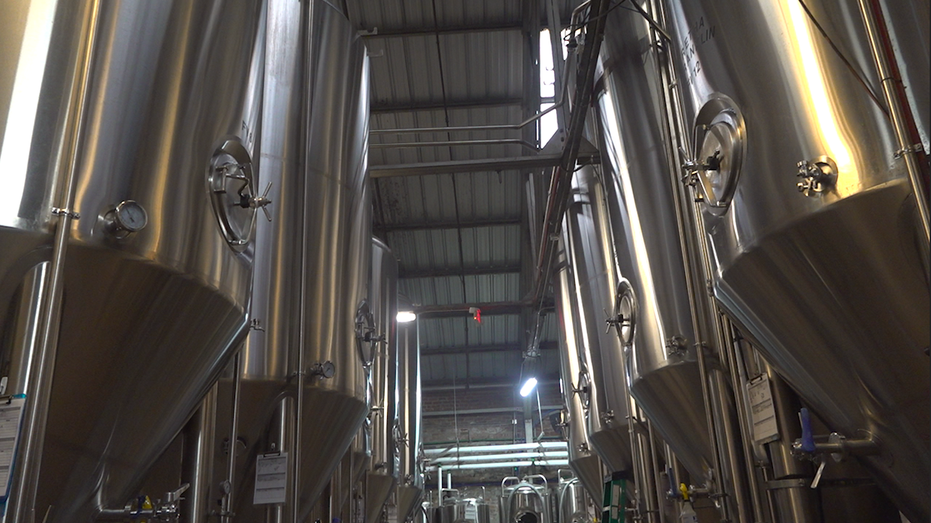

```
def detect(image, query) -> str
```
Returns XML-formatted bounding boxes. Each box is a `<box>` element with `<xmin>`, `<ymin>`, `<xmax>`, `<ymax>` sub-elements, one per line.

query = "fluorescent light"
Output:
<box><xmin>397</xmin><ymin>311</ymin><xmax>416</xmax><ymax>323</ymax></box>
<box><xmin>519</xmin><ymin>377</ymin><xmax>538</xmax><ymax>397</ymax></box>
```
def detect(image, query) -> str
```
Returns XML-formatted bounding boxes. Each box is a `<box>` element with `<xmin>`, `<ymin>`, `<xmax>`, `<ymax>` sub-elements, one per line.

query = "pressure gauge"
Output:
<box><xmin>104</xmin><ymin>200</ymin><xmax>148</xmax><ymax>237</ymax></box>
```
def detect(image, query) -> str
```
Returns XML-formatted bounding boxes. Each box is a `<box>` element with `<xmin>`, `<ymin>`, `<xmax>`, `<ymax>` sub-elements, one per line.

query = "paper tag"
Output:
<box><xmin>747</xmin><ymin>374</ymin><xmax>779</xmax><ymax>443</ymax></box>
<box><xmin>0</xmin><ymin>397</ymin><xmax>26</xmax><ymax>498</ymax></box>
<box><xmin>464</xmin><ymin>504</ymin><xmax>478</xmax><ymax>523</ymax></box>
<box><xmin>254</xmin><ymin>452</ymin><xmax>288</xmax><ymax>504</ymax></box>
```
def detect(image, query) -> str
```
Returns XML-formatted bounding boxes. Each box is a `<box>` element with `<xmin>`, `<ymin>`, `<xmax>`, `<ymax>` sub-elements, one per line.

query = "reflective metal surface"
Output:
<box><xmin>212</xmin><ymin>0</ymin><xmax>304</xmax><ymax>518</ymax></box>
<box><xmin>562</xmin><ymin>166</ymin><xmax>632</xmax><ymax>473</ymax></box>
<box><xmin>593</xmin><ymin>4</ymin><xmax>712</xmax><ymax>481</ymax></box>
<box><xmin>502</xmin><ymin>478</ymin><xmax>550</xmax><ymax>523</ymax></box>
<box><xmin>0</xmin><ymin>0</ymin><xmax>267</xmax><ymax>519</ymax></box>
<box><xmin>296</xmin><ymin>0</ymin><xmax>372</xmax><ymax>517</ymax></box>
<box><xmin>662</xmin><ymin>0</ymin><xmax>930</xmax><ymax>519</ymax></box>
<box><xmin>436</xmin><ymin>498</ymin><xmax>491</xmax><ymax>523</ymax></box>
<box><xmin>877</xmin><ymin>0</ymin><xmax>930</xmax><ymax>153</ymax></box>
<box><xmin>396</xmin><ymin>315</ymin><xmax>424</xmax><ymax>522</ymax></box>
<box><xmin>365</xmin><ymin>237</ymin><xmax>400</xmax><ymax>523</ymax></box>
<box><xmin>554</xmin><ymin>261</ymin><xmax>603</xmax><ymax>500</ymax></box>
<box><xmin>557</xmin><ymin>474</ymin><xmax>594</xmax><ymax>523</ymax></box>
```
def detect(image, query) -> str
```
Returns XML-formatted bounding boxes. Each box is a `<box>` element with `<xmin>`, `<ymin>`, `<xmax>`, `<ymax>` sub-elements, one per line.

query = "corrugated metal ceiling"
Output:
<box><xmin>345</xmin><ymin>0</ymin><xmax>584</xmax><ymax>385</ymax></box>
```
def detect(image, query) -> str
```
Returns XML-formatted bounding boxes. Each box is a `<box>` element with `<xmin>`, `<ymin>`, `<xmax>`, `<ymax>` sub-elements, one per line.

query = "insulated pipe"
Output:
<box><xmin>425</xmin><ymin>442</ymin><xmax>567</xmax><ymax>455</ymax></box>
<box><xmin>426</xmin><ymin>460</ymin><xmax>571</xmax><ymax>472</ymax></box>
<box><xmin>6</xmin><ymin>2</ymin><xmax>102</xmax><ymax>521</ymax></box>
<box><xmin>430</xmin><ymin>451</ymin><xmax>570</xmax><ymax>464</ymax></box>
<box><xmin>858</xmin><ymin>0</ymin><xmax>931</xmax><ymax>245</ymax></box>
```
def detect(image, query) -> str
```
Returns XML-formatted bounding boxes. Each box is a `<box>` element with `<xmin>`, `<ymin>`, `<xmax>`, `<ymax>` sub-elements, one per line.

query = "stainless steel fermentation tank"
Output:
<box><xmin>0</xmin><ymin>0</ymin><xmax>266</xmax><ymax>520</ymax></box>
<box><xmin>396</xmin><ymin>312</ymin><xmax>425</xmax><ymax>522</ymax></box>
<box><xmin>288</xmin><ymin>0</ymin><xmax>372</xmax><ymax>518</ymax></box>
<box><xmin>561</xmin><ymin>168</ymin><xmax>632</xmax><ymax>474</ymax></box>
<box><xmin>553</xmin><ymin>254</ymin><xmax>603</xmax><ymax>500</ymax></box>
<box><xmin>662</xmin><ymin>0</ymin><xmax>930</xmax><ymax>519</ymax></box>
<box><xmin>592</xmin><ymin>4</ymin><xmax>713</xmax><ymax>482</ymax></box>
<box><xmin>365</xmin><ymin>237</ymin><xmax>400</xmax><ymax>523</ymax></box>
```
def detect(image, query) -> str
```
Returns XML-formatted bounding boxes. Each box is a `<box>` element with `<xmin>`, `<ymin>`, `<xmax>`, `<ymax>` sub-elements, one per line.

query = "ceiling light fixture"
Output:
<box><xmin>397</xmin><ymin>311</ymin><xmax>416</xmax><ymax>323</ymax></box>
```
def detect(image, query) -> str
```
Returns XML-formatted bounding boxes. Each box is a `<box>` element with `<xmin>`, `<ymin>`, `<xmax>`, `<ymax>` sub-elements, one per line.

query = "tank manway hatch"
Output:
<box><xmin>207</xmin><ymin>137</ymin><xmax>269</xmax><ymax>250</ymax></box>
<box><xmin>684</xmin><ymin>95</ymin><xmax>746</xmax><ymax>213</ymax></box>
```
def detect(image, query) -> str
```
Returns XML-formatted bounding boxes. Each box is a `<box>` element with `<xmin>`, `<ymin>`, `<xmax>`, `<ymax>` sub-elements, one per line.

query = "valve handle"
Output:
<box><xmin>798</xmin><ymin>408</ymin><xmax>816</xmax><ymax>453</ymax></box>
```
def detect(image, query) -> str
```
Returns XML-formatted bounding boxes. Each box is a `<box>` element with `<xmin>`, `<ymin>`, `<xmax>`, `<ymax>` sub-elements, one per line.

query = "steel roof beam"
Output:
<box><xmin>375</xmin><ymin>217</ymin><xmax>521</xmax><ymax>233</ymax></box>
<box><xmin>414</xmin><ymin>299</ymin><xmax>554</xmax><ymax>318</ymax></box>
<box><xmin>420</xmin><ymin>341</ymin><xmax>557</xmax><ymax>356</ymax></box>
<box><xmin>369</xmin><ymin>151</ymin><xmax>598</xmax><ymax>178</ymax></box>
<box><xmin>400</xmin><ymin>264</ymin><xmax>521</xmax><ymax>279</ymax></box>
<box><xmin>371</xmin><ymin>97</ymin><xmax>523</xmax><ymax>114</ymax></box>
<box><xmin>361</xmin><ymin>22</ymin><xmax>523</xmax><ymax>39</ymax></box>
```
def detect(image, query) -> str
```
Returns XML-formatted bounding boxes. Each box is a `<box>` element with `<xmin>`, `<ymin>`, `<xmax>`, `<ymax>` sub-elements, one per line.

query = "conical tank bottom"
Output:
<box><xmin>364</xmin><ymin>473</ymin><xmax>398</xmax><ymax>523</ymax></box>
<box><xmin>40</xmin><ymin>246</ymin><xmax>249</xmax><ymax>520</ymax></box>
<box><xmin>297</xmin><ymin>388</ymin><xmax>369</xmax><ymax>519</ymax></box>
<box><xmin>629</xmin><ymin>364</ymin><xmax>711</xmax><ymax>479</ymax></box>
<box><xmin>589</xmin><ymin>427</ymin><xmax>632</xmax><ymax>474</ymax></box>
<box><xmin>397</xmin><ymin>485</ymin><xmax>424</xmax><ymax>523</ymax></box>
<box><xmin>332</xmin><ymin>448</ymin><xmax>372</xmax><ymax>515</ymax></box>
<box><xmin>570</xmin><ymin>453</ymin><xmax>603</xmax><ymax>501</ymax></box>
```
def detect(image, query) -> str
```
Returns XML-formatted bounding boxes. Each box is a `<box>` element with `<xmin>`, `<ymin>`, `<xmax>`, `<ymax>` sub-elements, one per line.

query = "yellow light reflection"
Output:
<box><xmin>787</xmin><ymin>0</ymin><xmax>853</xmax><ymax>178</ymax></box>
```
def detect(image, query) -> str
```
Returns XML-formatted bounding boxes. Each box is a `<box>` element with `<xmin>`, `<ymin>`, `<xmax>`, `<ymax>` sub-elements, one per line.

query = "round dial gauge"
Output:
<box><xmin>115</xmin><ymin>200</ymin><xmax>148</xmax><ymax>232</ymax></box>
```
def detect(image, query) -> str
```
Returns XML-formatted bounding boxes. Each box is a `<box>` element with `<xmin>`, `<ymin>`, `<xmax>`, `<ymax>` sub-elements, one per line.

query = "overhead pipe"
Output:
<box><xmin>370</xmin><ymin>139</ymin><xmax>539</xmax><ymax>151</ymax></box>
<box><xmin>369</xmin><ymin>102</ymin><xmax>565</xmax><ymax>136</ymax></box>
<box><xmin>426</xmin><ymin>460</ymin><xmax>570</xmax><ymax>472</ymax></box>
<box><xmin>528</xmin><ymin>0</ymin><xmax>612</xmax><ymax>353</ymax></box>
<box><xmin>430</xmin><ymin>451</ymin><xmax>569</xmax><ymax>464</ymax></box>
<box><xmin>426</xmin><ymin>442</ymin><xmax>568</xmax><ymax>455</ymax></box>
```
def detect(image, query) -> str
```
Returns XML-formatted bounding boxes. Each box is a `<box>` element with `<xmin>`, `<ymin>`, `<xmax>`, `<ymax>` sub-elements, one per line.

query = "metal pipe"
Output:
<box><xmin>369</xmin><ymin>103</ymin><xmax>564</xmax><ymax>136</ymax></box>
<box><xmin>721</xmin><ymin>317</ymin><xmax>769</xmax><ymax>523</ymax></box>
<box><xmin>528</xmin><ymin>0</ymin><xmax>611</xmax><ymax>353</ymax></box>
<box><xmin>370</xmin><ymin>139</ymin><xmax>538</xmax><ymax>150</ymax></box>
<box><xmin>6</xmin><ymin>1</ymin><xmax>102</xmax><ymax>520</ymax></box>
<box><xmin>426</xmin><ymin>460</ymin><xmax>570</xmax><ymax>472</ymax></box>
<box><xmin>220</xmin><ymin>351</ymin><xmax>243</xmax><ymax>523</ymax></box>
<box><xmin>425</xmin><ymin>442</ymin><xmax>568</xmax><ymax>455</ymax></box>
<box><xmin>694</xmin><ymin>342</ymin><xmax>731</xmax><ymax>522</ymax></box>
<box><xmin>857</xmin><ymin>0</ymin><xmax>930</xmax><ymax>244</ymax></box>
<box><xmin>292</xmin><ymin>1</ymin><xmax>314</xmax><ymax>520</ymax></box>
<box><xmin>430</xmin><ymin>451</ymin><xmax>569</xmax><ymax>464</ymax></box>
<box><xmin>182</xmin><ymin>383</ymin><xmax>219</xmax><ymax>523</ymax></box>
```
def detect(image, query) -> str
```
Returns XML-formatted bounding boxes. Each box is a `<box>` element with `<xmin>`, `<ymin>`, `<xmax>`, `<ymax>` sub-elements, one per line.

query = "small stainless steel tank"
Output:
<box><xmin>556</xmin><ymin>472</ymin><xmax>595</xmax><ymax>523</ymax></box>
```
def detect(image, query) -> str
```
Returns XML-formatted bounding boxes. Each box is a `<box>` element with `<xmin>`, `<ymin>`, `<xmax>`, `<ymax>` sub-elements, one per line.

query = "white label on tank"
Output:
<box><xmin>747</xmin><ymin>374</ymin><xmax>779</xmax><ymax>443</ymax></box>
<box><xmin>0</xmin><ymin>396</ymin><xmax>25</xmax><ymax>497</ymax></box>
<box><xmin>254</xmin><ymin>452</ymin><xmax>288</xmax><ymax>504</ymax></box>
<box><xmin>464</xmin><ymin>504</ymin><xmax>478</xmax><ymax>523</ymax></box>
